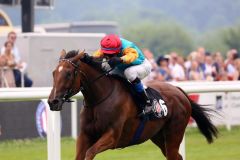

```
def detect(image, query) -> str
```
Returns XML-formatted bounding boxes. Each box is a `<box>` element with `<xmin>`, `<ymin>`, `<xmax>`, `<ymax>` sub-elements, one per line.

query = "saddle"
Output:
<box><xmin>110</xmin><ymin>75</ymin><xmax>168</xmax><ymax>120</ymax></box>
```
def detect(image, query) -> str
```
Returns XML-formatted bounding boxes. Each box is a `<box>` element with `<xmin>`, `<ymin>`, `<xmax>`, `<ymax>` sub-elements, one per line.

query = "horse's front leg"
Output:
<box><xmin>75</xmin><ymin>132</ymin><xmax>92</xmax><ymax>160</ymax></box>
<box><xmin>84</xmin><ymin>127</ymin><xmax>121</xmax><ymax>160</ymax></box>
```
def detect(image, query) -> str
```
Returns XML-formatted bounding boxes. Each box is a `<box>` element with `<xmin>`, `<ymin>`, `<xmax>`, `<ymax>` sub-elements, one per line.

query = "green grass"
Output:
<box><xmin>0</xmin><ymin>127</ymin><xmax>239</xmax><ymax>160</ymax></box>
<box><xmin>185</xmin><ymin>126</ymin><xmax>240</xmax><ymax>160</ymax></box>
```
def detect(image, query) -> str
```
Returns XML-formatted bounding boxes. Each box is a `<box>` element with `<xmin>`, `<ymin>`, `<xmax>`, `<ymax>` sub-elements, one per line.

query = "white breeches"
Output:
<box><xmin>124</xmin><ymin>59</ymin><xmax>152</xmax><ymax>82</ymax></box>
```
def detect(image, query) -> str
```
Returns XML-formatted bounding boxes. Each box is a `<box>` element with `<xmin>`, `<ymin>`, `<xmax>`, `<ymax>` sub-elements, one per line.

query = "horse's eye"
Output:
<box><xmin>65</xmin><ymin>72</ymin><xmax>72</xmax><ymax>79</ymax></box>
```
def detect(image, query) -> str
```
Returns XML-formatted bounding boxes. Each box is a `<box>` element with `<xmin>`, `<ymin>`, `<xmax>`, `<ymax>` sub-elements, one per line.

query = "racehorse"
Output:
<box><xmin>48</xmin><ymin>50</ymin><xmax>218</xmax><ymax>160</ymax></box>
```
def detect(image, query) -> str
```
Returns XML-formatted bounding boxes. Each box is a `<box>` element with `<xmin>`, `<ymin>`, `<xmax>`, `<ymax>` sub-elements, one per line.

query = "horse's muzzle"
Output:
<box><xmin>48</xmin><ymin>98</ymin><xmax>64</xmax><ymax>111</ymax></box>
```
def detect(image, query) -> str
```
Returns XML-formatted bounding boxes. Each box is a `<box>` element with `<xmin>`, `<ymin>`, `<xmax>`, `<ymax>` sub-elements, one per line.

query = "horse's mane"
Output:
<box><xmin>78</xmin><ymin>53</ymin><xmax>132</xmax><ymax>86</ymax></box>
<box><xmin>65</xmin><ymin>50</ymin><xmax>79</xmax><ymax>59</ymax></box>
<box><xmin>81</xmin><ymin>54</ymin><xmax>106</xmax><ymax>73</ymax></box>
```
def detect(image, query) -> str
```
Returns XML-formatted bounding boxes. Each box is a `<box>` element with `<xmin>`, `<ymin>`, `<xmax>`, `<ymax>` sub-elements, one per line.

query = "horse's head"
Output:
<box><xmin>48</xmin><ymin>49</ymin><xmax>85</xmax><ymax>111</ymax></box>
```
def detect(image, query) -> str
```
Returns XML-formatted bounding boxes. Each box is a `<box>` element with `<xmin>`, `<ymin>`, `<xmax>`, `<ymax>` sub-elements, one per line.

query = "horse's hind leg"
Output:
<box><xmin>150</xmin><ymin>130</ymin><xmax>166</xmax><ymax>157</ymax></box>
<box><xmin>164</xmin><ymin>119</ymin><xmax>187</xmax><ymax>160</ymax></box>
<box><xmin>151</xmin><ymin>128</ymin><xmax>184</xmax><ymax>160</ymax></box>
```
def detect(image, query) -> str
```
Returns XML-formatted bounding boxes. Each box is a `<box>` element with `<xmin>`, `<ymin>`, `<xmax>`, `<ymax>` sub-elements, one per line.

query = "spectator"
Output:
<box><xmin>212</xmin><ymin>52</ymin><xmax>221</xmax><ymax>80</ymax></box>
<box><xmin>188</xmin><ymin>60</ymin><xmax>204</xmax><ymax>81</ymax></box>
<box><xmin>1</xmin><ymin>31</ymin><xmax>33</xmax><ymax>87</ymax></box>
<box><xmin>212</xmin><ymin>52</ymin><xmax>228</xmax><ymax>81</ymax></box>
<box><xmin>169</xmin><ymin>52</ymin><xmax>186</xmax><ymax>81</ymax></box>
<box><xmin>234</xmin><ymin>59</ymin><xmax>240</xmax><ymax>80</ymax></box>
<box><xmin>204</xmin><ymin>52</ymin><xmax>214</xmax><ymax>81</ymax></box>
<box><xmin>184</xmin><ymin>51</ymin><xmax>198</xmax><ymax>71</ymax></box>
<box><xmin>156</xmin><ymin>55</ymin><xmax>172</xmax><ymax>81</ymax></box>
<box><xmin>196</xmin><ymin>47</ymin><xmax>206</xmax><ymax>73</ymax></box>
<box><xmin>178</xmin><ymin>55</ymin><xmax>188</xmax><ymax>76</ymax></box>
<box><xmin>0</xmin><ymin>41</ymin><xmax>16</xmax><ymax>87</ymax></box>
<box><xmin>224</xmin><ymin>49</ymin><xmax>238</xmax><ymax>80</ymax></box>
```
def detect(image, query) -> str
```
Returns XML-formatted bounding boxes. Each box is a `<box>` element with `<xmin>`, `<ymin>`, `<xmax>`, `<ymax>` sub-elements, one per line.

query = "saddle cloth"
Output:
<box><xmin>144</xmin><ymin>87</ymin><xmax>168</xmax><ymax>119</ymax></box>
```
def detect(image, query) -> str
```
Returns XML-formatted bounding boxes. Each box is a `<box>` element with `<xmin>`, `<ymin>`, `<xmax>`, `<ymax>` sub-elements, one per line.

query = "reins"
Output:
<box><xmin>88</xmin><ymin>67</ymin><xmax>114</xmax><ymax>84</ymax></box>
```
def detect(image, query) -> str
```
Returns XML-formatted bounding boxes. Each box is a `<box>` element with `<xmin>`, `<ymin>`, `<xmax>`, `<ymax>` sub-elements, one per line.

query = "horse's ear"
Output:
<box><xmin>78</xmin><ymin>49</ymin><xmax>85</xmax><ymax>57</ymax></box>
<box><xmin>73</xmin><ymin>49</ymin><xmax>86</xmax><ymax>61</ymax></box>
<box><xmin>60</xmin><ymin>49</ymin><xmax>67</xmax><ymax>59</ymax></box>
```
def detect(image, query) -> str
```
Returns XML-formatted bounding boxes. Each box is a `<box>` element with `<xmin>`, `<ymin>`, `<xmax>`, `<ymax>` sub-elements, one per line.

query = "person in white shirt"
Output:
<box><xmin>1</xmin><ymin>31</ymin><xmax>32</xmax><ymax>87</ymax></box>
<box><xmin>1</xmin><ymin>31</ymin><xmax>21</xmax><ymax>63</ymax></box>
<box><xmin>169</xmin><ymin>52</ymin><xmax>186</xmax><ymax>81</ymax></box>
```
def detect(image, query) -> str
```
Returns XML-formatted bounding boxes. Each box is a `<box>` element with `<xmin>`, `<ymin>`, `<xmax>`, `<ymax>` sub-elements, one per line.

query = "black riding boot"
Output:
<box><xmin>139</xmin><ymin>89</ymin><xmax>152</xmax><ymax>105</ymax></box>
<box><xmin>138</xmin><ymin>89</ymin><xmax>153</xmax><ymax>115</ymax></box>
<box><xmin>132</xmin><ymin>78</ymin><xmax>153</xmax><ymax>116</ymax></box>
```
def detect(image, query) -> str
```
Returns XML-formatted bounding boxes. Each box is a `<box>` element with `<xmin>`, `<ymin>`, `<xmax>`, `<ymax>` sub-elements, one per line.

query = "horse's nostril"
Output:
<box><xmin>52</xmin><ymin>99</ymin><xmax>59</xmax><ymax>105</ymax></box>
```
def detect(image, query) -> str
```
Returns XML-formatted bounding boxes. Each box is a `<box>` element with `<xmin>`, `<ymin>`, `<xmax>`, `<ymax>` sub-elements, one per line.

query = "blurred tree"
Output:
<box><xmin>201</xmin><ymin>24</ymin><xmax>240</xmax><ymax>56</ymax></box>
<box><xmin>200</xmin><ymin>29</ymin><xmax>229</xmax><ymax>55</ymax></box>
<box><xmin>122</xmin><ymin>21</ymin><xmax>194</xmax><ymax>57</ymax></box>
<box><xmin>222</xmin><ymin>25</ymin><xmax>240</xmax><ymax>52</ymax></box>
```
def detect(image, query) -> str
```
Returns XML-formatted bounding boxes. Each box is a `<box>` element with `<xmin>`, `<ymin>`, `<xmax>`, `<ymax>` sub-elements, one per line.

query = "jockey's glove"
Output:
<box><xmin>108</xmin><ymin>57</ymin><xmax>123</xmax><ymax>68</ymax></box>
<box><xmin>81</xmin><ymin>53</ymin><xmax>93</xmax><ymax>63</ymax></box>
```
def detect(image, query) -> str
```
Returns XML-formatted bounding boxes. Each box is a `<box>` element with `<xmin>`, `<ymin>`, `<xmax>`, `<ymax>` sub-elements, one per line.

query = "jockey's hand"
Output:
<box><xmin>108</xmin><ymin>57</ymin><xmax>122</xmax><ymax>68</ymax></box>
<box><xmin>81</xmin><ymin>53</ymin><xmax>93</xmax><ymax>63</ymax></box>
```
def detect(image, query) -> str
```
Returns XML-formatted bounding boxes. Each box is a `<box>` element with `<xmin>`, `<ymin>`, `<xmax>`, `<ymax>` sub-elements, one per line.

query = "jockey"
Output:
<box><xmin>88</xmin><ymin>34</ymin><xmax>153</xmax><ymax>115</ymax></box>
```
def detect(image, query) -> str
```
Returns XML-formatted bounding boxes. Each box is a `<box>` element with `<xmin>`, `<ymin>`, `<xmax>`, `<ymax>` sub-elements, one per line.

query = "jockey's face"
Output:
<box><xmin>103</xmin><ymin>53</ymin><xmax>118</xmax><ymax>59</ymax></box>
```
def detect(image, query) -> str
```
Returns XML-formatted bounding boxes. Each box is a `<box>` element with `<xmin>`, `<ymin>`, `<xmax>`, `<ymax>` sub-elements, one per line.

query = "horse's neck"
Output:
<box><xmin>81</xmin><ymin>64</ymin><xmax>113</xmax><ymax>106</ymax></box>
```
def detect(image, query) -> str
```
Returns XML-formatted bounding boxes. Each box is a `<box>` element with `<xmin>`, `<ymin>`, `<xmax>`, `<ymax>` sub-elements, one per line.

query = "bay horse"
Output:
<box><xmin>48</xmin><ymin>50</ymin><xmax>218</xmax><ymax>160</ymax></box>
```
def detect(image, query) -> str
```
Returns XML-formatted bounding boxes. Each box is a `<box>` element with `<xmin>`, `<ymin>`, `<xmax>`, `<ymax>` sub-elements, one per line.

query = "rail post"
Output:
<box><xmin>44</xmin><ymin>99</ymin><xmax>61</xmax><ymax>160</ymax></box>
<box><xmin>71</xmin><ymin>99</ymin><xmax>78</xmax><ymax>139</ymax></box>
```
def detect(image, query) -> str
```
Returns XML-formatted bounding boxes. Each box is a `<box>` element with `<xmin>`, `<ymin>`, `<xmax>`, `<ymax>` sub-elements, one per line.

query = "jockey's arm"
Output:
<box><xmin>121</xmin><ymin>48</ymin><xmax>138</xmax><ymax>64</ymax></box>
<box><xmin>93</xmin><ymin>49</ymin><xmax>104</xmax><ymax>58</ymax></box>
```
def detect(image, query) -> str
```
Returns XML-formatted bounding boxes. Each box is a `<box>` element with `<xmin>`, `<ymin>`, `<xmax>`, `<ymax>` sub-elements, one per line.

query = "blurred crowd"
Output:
<box><xmin>143</xmin><ymin>47</ymin><xmax>240</xmax><ymax>82</ymax></box>
<box><xmin>0</xmin><ymin>31</ymin><xmax>32</xmax><ymax>87</ymax></box>
<box><xmin>1</xmin><ymin>31</ymin><xmax>240</xmax><ymax>88</ymax></box>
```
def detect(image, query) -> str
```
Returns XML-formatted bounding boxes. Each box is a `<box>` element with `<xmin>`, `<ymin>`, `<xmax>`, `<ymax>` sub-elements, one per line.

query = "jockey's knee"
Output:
<box><xmin>124</xmin><ymin>68</ymin><xmax>138</xmax><ymax>82</ymax></box>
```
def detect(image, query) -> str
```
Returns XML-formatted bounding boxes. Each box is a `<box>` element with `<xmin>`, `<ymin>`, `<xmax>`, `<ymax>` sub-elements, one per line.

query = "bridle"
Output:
<box><xmin>59</xmin><ymin>58</ymin><xmax>81</xmax><ymax>103</ymax></box>
<box><xmin>58</xmin><ymin>58</ymin><xmax>114</xmax><ymax>107</ymax></box>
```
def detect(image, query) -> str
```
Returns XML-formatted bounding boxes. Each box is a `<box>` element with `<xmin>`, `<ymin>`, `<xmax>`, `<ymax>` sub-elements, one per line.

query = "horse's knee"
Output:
<box><xmin>85</xmin><ymin>149</ymin><xmax>95</xmax><ymax>160</ymax></box>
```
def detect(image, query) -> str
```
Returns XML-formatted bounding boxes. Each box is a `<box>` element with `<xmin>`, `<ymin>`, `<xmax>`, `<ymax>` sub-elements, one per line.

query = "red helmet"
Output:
<box><xmin>100</xmin><ymin>34</ymin><xmax>122</xmax><ymax>54</ymax></box>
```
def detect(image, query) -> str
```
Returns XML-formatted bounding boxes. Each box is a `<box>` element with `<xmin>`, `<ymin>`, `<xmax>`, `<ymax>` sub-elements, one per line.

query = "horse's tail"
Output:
<box><xmin>177</xmin><ymin>87</ymin><xmax>218</xmax><ymax>143</ymax></box>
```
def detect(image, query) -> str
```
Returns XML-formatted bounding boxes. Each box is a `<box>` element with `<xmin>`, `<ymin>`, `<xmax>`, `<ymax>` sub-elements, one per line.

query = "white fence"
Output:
<box><xmin>0</xmin><ymin>87</ymin><xmax>82</xmax><ymax>160</ymax></box>
<box><xmin>1</xmin><ymin>81</ymin><xmax>240</xmax><ymax>160</ymax></box>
